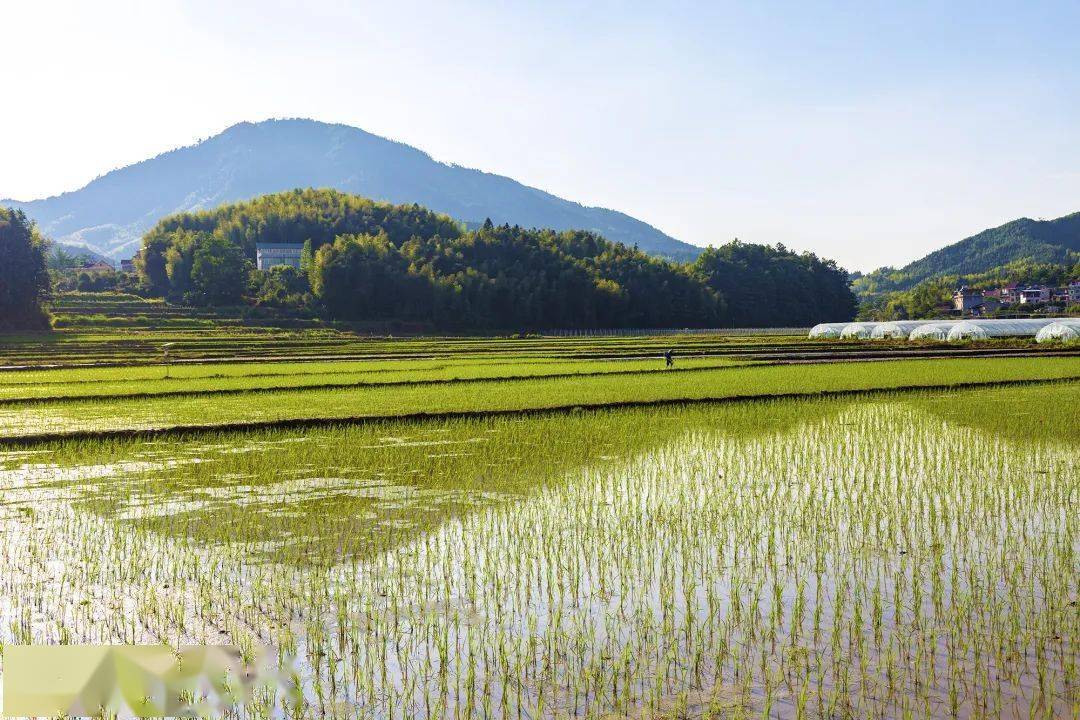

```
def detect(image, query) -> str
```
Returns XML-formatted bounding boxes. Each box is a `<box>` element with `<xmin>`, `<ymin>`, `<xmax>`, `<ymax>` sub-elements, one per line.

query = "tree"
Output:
<box><xmin>48</xmin><ymin>246</ymin><xmax>81</xmax><ymax>271</ymax></box>
<box><xmin>300</xmin><ymin>239</ymin><xmax>314</xmax><ymax>280</ymax></box>
<box><xmin>190</xmin><ymin>235</ymin><xmax>250</xmax><ymax>305</ymax></box>
<box><xmin>137</xmin><ymin>235</ymin><xmax>172</xmax><ymax>295</ymax></box>
<box><xmin>137</xmin><ymin>189</ymin><xmax>461</xmax><ymax>301</ymax></box>
<box><xmin>251</xmin><ymin>265</ymin><xmax>311</xmax><ymax>308</ymax></box>
<box><xmin>312</xmin><ymin>232</ymin><xmax>421</xmax><ymax>319</ymax></box>
<box><xmin>0</xmin><ymin>208</ymin><xmax>51</xmax><ymax>331</ymax></box>
<box><xmin>164</xmin><ymin>231</ymin><xmax>198</xmax><ymax>299</ymax></box>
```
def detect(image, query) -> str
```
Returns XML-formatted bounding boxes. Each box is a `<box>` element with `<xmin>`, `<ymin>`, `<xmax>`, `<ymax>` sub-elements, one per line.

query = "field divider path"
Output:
<box><xmin>3</xmin><ymin>374</ymin><xmax>1076</xmax><ymax>447</ymax></box>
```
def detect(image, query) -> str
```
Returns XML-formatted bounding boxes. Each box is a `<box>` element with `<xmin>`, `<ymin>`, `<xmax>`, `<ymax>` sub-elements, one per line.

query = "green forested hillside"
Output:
<box><xmin>855</xmin><ymin>211</ymin><xmax>1080</xmax><ymax>302</ymax></box>
<box><xmin>310</xmin><ymin>224</ymin><xmax>723</xmax><ymax>328</ymax></box>
<box><xmin>134</xmin><ymin>189</ymin><xmax>856</xmax><ymax>329</ymax></box>
<box><xmin>137</xmin><ymin>188</ymin><xmax>463</xmax><ymax>296</ymax></box>
<box><xmin>859</xmin><ymin>259</ymin><xmax>1080</xmax><ymax>320</ymax></box>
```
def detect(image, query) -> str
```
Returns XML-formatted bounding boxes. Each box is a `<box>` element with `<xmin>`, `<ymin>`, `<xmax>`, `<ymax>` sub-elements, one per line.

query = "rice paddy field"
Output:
<box><xmin>0</xmin><ymin>315</ymin><xmax>1077</xmax><ymax>718</ymax></box>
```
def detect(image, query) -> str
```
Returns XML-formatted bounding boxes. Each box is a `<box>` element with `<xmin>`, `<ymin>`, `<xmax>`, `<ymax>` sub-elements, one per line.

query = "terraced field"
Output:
<box><xmin>5</xmin><ymin>292</ymin><xmax>1072</xmax><ymax>371</ymax></box>
<box><xmin>1</xmin><ymin>355</ymin><xmax>1077</xmax><ymax>443</ymax></box>
<box><xmin>0</xmin><ymin>309</ymin><xmax>1076</xmax><ymax>718</ymax></box>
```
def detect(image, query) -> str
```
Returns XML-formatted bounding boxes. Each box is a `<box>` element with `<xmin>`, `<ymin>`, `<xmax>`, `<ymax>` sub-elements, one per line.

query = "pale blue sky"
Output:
<box><xmin>2</xmin><ymin>0</ymin><xmax>1078</xmax><ymax>270</ymax></box>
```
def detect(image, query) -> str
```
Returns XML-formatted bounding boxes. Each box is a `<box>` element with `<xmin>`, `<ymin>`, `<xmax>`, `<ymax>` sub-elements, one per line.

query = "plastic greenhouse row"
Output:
<box><xmin>809</xmin><ymin>317</ymin><xmax>1080</xmax><ymax>342</ymax></box>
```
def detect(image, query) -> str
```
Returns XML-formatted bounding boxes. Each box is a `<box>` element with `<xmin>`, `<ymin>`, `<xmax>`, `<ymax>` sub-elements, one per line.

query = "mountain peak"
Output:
<box><xmin>4</xmin><ymin>120</ymin><xmax>700</xmax><ymax>261</ymax></box>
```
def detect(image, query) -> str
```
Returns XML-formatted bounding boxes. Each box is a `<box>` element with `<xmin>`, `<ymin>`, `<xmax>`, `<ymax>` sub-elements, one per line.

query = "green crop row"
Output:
<box><xmin>3</xmin><ymin>356</ymin><xmax>1076</xmax><ymax>440</ymax></box>
<box><xmin>0</xmin><ymin>356</ymin><xmax>743</xmax><ymax>401</ymax></box>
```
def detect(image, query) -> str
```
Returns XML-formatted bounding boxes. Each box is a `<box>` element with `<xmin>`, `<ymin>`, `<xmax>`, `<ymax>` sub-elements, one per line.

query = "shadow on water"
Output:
<box><xmin>6</xmin><ymin>396</ymin><xmax>852</xmax><ymax>566</ymax></box>
<box><xmin>3</xmin><ymin>381</ymin><xmax>1072</xmax><ymax>569</ymax></box>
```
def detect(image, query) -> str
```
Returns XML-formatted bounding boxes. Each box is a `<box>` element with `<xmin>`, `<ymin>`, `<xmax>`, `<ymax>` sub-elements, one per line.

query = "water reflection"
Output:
<box><xmin>0</xmin><ymin>386</ymin><xmax>1075</xmax><ymax>718</ymax></box>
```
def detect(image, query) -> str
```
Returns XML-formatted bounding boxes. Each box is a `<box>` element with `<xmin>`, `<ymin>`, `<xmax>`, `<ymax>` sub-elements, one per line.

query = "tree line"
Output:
<box><xmin>135</xmin><ymin>189</ymin><xmax>856</xmax><ymax>329</ymax></box>
<box><xmin>1</xmin><ymin>189</ymin><xmax>858</xmax><ymax>330</ymax></box>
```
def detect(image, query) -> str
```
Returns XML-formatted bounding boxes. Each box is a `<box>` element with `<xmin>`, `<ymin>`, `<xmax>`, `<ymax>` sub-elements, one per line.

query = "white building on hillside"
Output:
<box><xmin>256</xmin><ymin>243</ymin><xmax>304</xmax><ymax>271</ymax></box>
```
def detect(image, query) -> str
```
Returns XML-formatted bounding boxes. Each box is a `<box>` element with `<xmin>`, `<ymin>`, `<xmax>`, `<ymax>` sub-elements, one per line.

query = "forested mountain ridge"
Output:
<box><xmin>2</xmin><ymin>118</ymin><xmax>701</xmax><ymax>261</ymax></box>
<box><xmin>138</xmin><ymin>189</ymin><xmax>857</xmax><ymax>329</ymax></box>
<box><xmin>854</xmin><ymin>211</ymin><xmax>1080</xmax><ymax>301</ymax></box>
<box><xmin>858</xmin><ymin>258</ymin><xmax>1080</xmax><ymax>320</ymax></box>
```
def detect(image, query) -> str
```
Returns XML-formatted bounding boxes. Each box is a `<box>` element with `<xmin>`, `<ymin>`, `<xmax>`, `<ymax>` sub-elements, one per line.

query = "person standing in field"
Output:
<box><xmin>664</xmin><ymin>349</ymin><xmax>674</xmax><ymax>368</ymax></box>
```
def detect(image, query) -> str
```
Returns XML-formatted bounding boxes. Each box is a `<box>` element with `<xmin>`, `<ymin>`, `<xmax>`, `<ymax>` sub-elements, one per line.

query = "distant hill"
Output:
<box><xmin>855</xmin><ymin>211</ymin><xmax>1080</xmax><ymax>300</ymax></box>
<box><xmin>857</xmin><ymin>258</ymin><xmax>1080</xmax><ymax>320</ymax></box>
<box><xmin>1</xmin><ymin>118</ymin><xmax>701</xmax><ymax>261</ymax></box>
<box><xmin>50</xmin><ymin>241</ymin><xmax>113</xmax><ymax>265</ymax></box>
<box><xmin>902</xmin><ymin>212</ymin><xmax>1080</xmax><ymax>280</ymax></box>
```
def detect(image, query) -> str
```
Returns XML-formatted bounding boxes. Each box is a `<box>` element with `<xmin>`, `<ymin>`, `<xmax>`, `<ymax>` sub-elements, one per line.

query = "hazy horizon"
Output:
<box><xmin>3</xmin><ymin>1</ymin><xmax>1079</xmax><ymax>272</ymax></box>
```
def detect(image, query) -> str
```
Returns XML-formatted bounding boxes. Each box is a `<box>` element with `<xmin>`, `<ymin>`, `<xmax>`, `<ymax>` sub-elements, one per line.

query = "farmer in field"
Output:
<box><xmin>664</xmin><ymin>349</ymin><xmax>674</xmax><ymax>368</ymax></box>
<box><xmin>161</xmin><ymin>342</ymin><xmax>175</xmax><ymax>378</ymax></box>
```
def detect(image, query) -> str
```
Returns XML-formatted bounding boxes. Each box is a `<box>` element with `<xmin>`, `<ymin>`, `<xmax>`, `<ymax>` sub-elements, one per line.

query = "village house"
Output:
<box><xmin>1018</xmin><ymin>286</ymin><xmax>1052</xmax><ymax>304</ymax></box>
<box><xmin>256</xmin><ymin>243</ymin><xmax>304</xmax><ymax>271</ymax></box>
<box><xmin>952</xmin><ymin>286</ymin><xmax>984</xmax><ymax>312</ymax></box>
<box><xmin>79</xmin><ymin>260</ymin><xmax>115</xmax><ymax>274</ymax></box>
<box><xmin>963</xmin><ymin>280</ymin><xmax>1080</xmax><ymax>310</ymax></box>
<box><xmin>1050</xmin><ymin>286</ymin><xmax>1071</xmax><ymax>304</ymax></box>
<box><xmin>951</xmin><ymin>286</ymin><xmax>1001</xmax><ymax>316</ymax></box>
<box><xmin>982</xmin><ymin>281</ymin><xmax>1079</xmax><ymax>307</ymax></box>
<box><xmin>971</xmin><ymin>296</ymin><xmax>1001</xmax><ymax>315</ymax></box>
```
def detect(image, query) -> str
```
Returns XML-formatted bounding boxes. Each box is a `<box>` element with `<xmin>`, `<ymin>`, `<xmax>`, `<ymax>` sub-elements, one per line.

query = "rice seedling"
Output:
<box><xmin>0</xmin><ymin>356</ymin><xmax>744</xmax><ymax>403</ymax></box>
<box><xmin>0</xmin><ymin>324</ymin><xmax>813</xmax><ymax>369</ymax></box>
<box><xmin>0</xmin><ymin>355</ymin><xmax>1075</xmax><ymax>441</ymax></box>
<box><xmin>0</xmin><ymin>382</ymin><xmax>1075</xmax><ymax>718</ymax></box>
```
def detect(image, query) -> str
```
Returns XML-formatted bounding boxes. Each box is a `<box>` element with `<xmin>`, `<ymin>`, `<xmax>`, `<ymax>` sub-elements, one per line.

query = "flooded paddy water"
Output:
<box><xmin>0</xmin><ymin>383</ymin><xmax>1076</xmax><ymax>718</ymax></box>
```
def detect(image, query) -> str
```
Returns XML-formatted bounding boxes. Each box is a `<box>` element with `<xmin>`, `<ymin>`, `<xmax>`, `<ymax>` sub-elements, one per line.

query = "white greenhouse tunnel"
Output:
<box><xmin>808</xmin><ymin>322</ymin><xmax>852</xmax><ymax>339</ymax></box>
<box><xmin>869</xmin><ymin>321</ymin><xmax>931</xmax><ymax>339</ymax></box>
<box><xmin>908</xmin><ymin>323</ymin><xmax>953</xmax><ymax>341</ymax></box>
<box><xmin>809</xmin><ymin>317</ymin><xmax>1074</xmax><ymax>341</ymax></box>
<box><xmin>839</xmin><ymin>322</ymin><xmax>877</xmax><ymax>339</ymax></box>
<box><xmin>1035</xmin><ymin>319</ymin><xmax>1080</xmax><ymax>343</ymax></box>
<box><xmin>944</xmin><ymin>321</ymin><xmax>990</xmax><ymax>341</ymax></box>
<box><xmin>945</xmin><ymin>318</ymin><xmax>1059</xmax><ymax>341</ymax></box>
